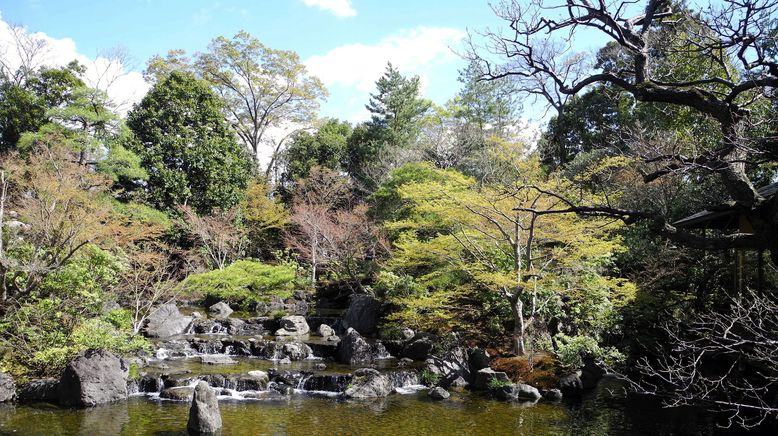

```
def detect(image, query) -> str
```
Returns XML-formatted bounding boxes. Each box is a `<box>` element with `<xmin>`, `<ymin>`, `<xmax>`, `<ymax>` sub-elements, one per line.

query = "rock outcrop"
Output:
<box><xmin>208</xmin><ymin>301</ymin><xmax>233</xmax><ymax>319</ymax></box>
<box><xmin>337</xmin><ymin>328</ymin><xmax>374</xmax><ymax>365</ymax></box>
<box><xmin>58</xmin><ymin>349</ymin><xmax>129</xmax><ymax>407</ymax></box>
<box><xmin>187</xmin><ymin>381</ymin><xmax>222</xmax><ymax>434</ymax></box>
<box><xmin>422</xmin><ymin>347</ymin><xmax>471</xmax><ymax>388</ymax></box>
<box><xmin>145</xmin><ymin>304</ymin><xmax>192</xmax><ymax>338</ymax></box>
<box><xmin>472</xmin><ymin>368</ymin><xmax>510</xmax><ymax>391</ymax></box>
<box><xmin>344</xmin><ymin>368</ymin><xmax>393</xmax><ymax>399</ymax></box>
<box><xmin>0</xmin><ymin>372</ymin><xmax>15</xmax><ymax>402</ymax></box>
<box><xmin>342</xmin><ymin>294</ymin><xmax>379</xmax><ymax>336</ymax></box>
<box><xmin>275</xmin><ymin>315</ymin><xmax>310</xmax><ymax>336</ymax></box>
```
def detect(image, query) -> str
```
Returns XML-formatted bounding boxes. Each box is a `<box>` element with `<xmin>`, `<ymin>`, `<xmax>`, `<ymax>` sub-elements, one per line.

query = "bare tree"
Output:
<box><xmin>117</xmin><ymin>250</ymin><xmax>181</xmax><ymax>334</ymax></box>
<box><xmin>470</xmin><ymin>0</ymin><xmax>778</xmax><ymax>263</ymax></box>
<box><xmin>179</xmin><ymin>205</ymin><xmax>247</xmax><ymax>270</ymax></box>
<box><xmin>626</xmin><ymin>291</ymin><xmax>778</xmax><ymax>429</ymax></box>
<box><xmin>0</xmin><ymin>23</ymin><xmax>49</xmax><ymax>85</ymax></box>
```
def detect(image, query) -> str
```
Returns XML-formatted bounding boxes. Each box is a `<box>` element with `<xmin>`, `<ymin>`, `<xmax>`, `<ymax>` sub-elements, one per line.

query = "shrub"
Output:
<box><xmin>553</xmin><ymin>333</ymin><xmax>624</xmax><ymax>372</ymax></box>
<box><xmin>420</xmin><ymin>369</ymin><xmax>441</xmax><ymax>386</ymax></box>
<box><xmin>179</xmin><ymin>260</ymin><xmax>298</xmax><ymax>309</ymax></box>
<box><xmin>487</xmin><ymin>377</ymin><xmax>512</xmax><ymax>389</ymax></box>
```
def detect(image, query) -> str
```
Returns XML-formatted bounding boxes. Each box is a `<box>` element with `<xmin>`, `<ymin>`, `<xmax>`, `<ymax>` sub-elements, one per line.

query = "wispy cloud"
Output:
<box><xmin>302</xmin><ymin>0</ymin><xmax>356</xmax><ymax>18</ymax></box>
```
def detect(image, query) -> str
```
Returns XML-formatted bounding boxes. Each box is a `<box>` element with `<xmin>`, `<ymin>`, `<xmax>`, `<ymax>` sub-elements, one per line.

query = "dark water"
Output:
<box><xmin>0</xmin><ymin>377</ymin><xmax>761</xmax><ymax>436</ymax></box>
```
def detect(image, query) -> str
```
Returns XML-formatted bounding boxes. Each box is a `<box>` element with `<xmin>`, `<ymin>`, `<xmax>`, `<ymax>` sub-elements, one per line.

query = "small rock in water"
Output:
<box><xmin>428</xmin><ymin>386</ymin><xmax>450</xmax><ymax>400</ymax></box>
<box><xmin>397</xmin><ymin>357</ymin><xmax>414</xmax><ymax>367</ymax></box>
<box><xmin>208</xmin><ymin>301</ymin><xmax>233</xmax><ymax>319</ymax></box>
<box><xmin>326</xmin><ymin>335</ymin><xmax>340</xmax><ymax>342</ymax></box>
<box><xmin>315</xmin><ymin>363</ymin><xmax>327</xmax><ymax>370</ymax></box>
<box><xmin>187</xmin><ymin>381</ymin><xmax>222</xmax><ymax>434</ymax></box>
<box><xmin>542</xmin><ymin>388</ymin><xmax>563</xmax><ymax>401</ymax></box>
<box><xmin>401</xmin><ymin>328</ymin><xmax>415</xmax><ymax>340</ymax></box>
<box><xmin>277</xmin><ymin>357</ymin><xmax>292</xmax><ymax>365</ymax></box>
<box><xmin>0</xmin><ymin>372</ymin><xmax>16</xmax><ymax>403</ymax></box>
<box><xmin>275</xmin><ymin>315</ymin><xmax>310</xmax><ymax>336</ymax></box>
<box><xmin>317</xmin><ymin>323</ymin><xmax>335</xmax><ymax>337</ymax></box>
<box><xmin>192</xmin><ymin>311</ymin><xmax>203</xmax><ymax>319</ymax></box>
<box><xmin>199</xmin><ymin>355</ymin><xmax>237</xmax><ymax>365</ymax></box>
<box><xmin>160</xmin><ymin>386</ymin><xmax>195</xmax><ymax>401</ymax></box>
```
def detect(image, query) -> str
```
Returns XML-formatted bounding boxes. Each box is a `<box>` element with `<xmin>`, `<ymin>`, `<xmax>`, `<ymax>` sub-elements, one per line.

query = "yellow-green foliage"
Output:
<box><xmin>179</xmin><ymin>260</ymin><xmax>298</xmax><ymax>308</ymax></box>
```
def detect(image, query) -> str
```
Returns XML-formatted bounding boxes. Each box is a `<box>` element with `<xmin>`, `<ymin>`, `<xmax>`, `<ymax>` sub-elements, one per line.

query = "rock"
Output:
<box><xmin>317</xmin><ymin>323</ymin><xmax>335</xmax><ymax>337</ymax></box>
<box><xmin>315</xmin><ymin>363</ymin><xmax>327</xmax><ymax>371</ymax></box>
<box><xmin>208</xmin><ymin>301</ymin><xmax>233</xmax><ymax>319</ymax></box>
<box><xmin>337</xmin><ymin>328</ymin><xmax>374</xmax><ymax>365</ymax></box>
<box><xmin>401</xmin><ymin>328</ymin><xmax>415</xmax><ymax>340</ymax></box>
<box><xmin>397</xmin><ymin>357</ymin><xmax>414</xmax><ymax>367</ymax></box>
<box><xmin>342</xmin><ymin>294</ymin><xmax>380</xmax><ymax>336</ymax></box>
<box><xmin>345</xmin><ymin>370</ymin><xmax>393</xmax><ymax>399</ymax></box>
<box><xmin>247</xmin><ymin>371</ymin><xmax>270</xmax><ymax>385</ymax></box>
<box><xmin>145</xmin><ymin>304</ymin><xmax>193</xmax><ymax>338</ymax></box>
<box><xmin>327</xmin><ymin>336</ymin><xmax>340</xmax><ymax>342</ymax></box>
<box><xmin>159</xmin><ymin>386</ymin><xmax>195</xmax><ymax>401</ymax></box>
<box><xmin>198</xmin><ymin>355</ymin><xmax>237</xmax><ymax>365</ymax></box>
<box><xmin>58</xmin><ymin>349</ymin><xmax>129</xmax><ymax>407</ymax></box>
<box><xmin>559</xmin><ymin>372</ymin><xmax>583</xmax><ymax>397</ymax></box>
<box><xmin>428</xmin><ymin>386</ymin><xmax>450</xmax><ymax>400</ymax></box>
<box><xmin>472</xmin><ymin>368</ymin><xmax>510</xmax><ymax>391</ymax></box>
<box><xmin>0</xmin><ymin>372</ymin><xmax>16</xmax><ymax>403</ymax></box>
<box><xmin>542</xmin><ymin>388</ymin><xmax>563</xmax><ymax>401</ymax></box>
<box><xmin>188</xmin><ymin>381</ymin><xmax>222</xmax><ymax>434</ymax></box>
<box><xmin>422</xmin><ymin>347</ymin><xmax>471</xmax><ymax>388</ymax></box>
<box><xmin>580</xmin><ymin>358</ymin><xmax>605</xmax><ymax>389</ymax></box>
<box><xmin>467</xmin><ymin>348</ymin><xmax>491</xmax><ymax>372</ymax></box>
<box><xmin>224</xmin><ymin>317</ymin><xmax>247</xmax><ymax>334</ymax></box>
<box><xmin>278</xmin><ymin>357</ymin><xmax>292</xmax><ymax>365</ymax></box>
<box><xmin>282</xmin><ymin>342</ymin><xmax>313</xmax><ymax>360</ymax></box>
<box><xmin>17</xmin><ymin>379</ymin><xmax>59</xmax><ymax>403</ymax></box>
<box><xmin>514</xmin><ymin>383</ymin><xmax>542</xmax><ymax>401</ymax></box>
<box><xmin>275</xmin><ymin>315</ymin><xmax>310</xmax><ymax>336</ymax></box>
<box><xmin>402</xmin><ymin>335</ymin><xmax>434</xmax><ymax>360</ymax></box>
<box><xmin>192</xmin><ymin>311</ymin><xmax>203</xmax><ymax>319</ymax></box>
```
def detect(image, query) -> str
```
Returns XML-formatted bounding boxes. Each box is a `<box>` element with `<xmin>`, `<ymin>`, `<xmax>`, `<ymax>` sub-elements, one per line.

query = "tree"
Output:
<box><xmin>194</xmin><ymin>31</ymin><xmax>328</xmax><ymax>176</ymax></box>
<box><xmin>471</xmin><ymin>0</ymin><xmax>778</xmax><ymax>264</ymax></box>
<box><xmin>126</xmin><ymin>71</ymin><xmax>252</xmax><ymax>214</ymax></box>
<box><xmin>281</xmin><ymin>118</ymin><xmax>351</xmax><ymax>186</ymax></box>
<box><xmin>179</xmin><ymin>205</ymin><xmax>246</xmax><ymax>270</ymax></box>
<box><xmin>242</xmin><ymin>180</ymin><xmax>289</xmax><ymax>258</ymax></box>
<box><xmin>454</xmin><ymin>60</ymin><xmax>521</xmax><ymax>137</ymax></box>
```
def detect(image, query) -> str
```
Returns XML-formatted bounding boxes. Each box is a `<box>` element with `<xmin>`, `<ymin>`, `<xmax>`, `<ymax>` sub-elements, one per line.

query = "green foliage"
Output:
<box><xmin>553</xmin><ymin>333</ymin><xmax>625</xmax><ymax>372</ymax></box>
<box><xmin>487</xmin><ymin>377</ymin><xmax>512</xmax><ymax>389</ymax></box>
<box><xmin>126</xmin><ymin>71</ymin><xmax>253</xmax><ymax>214</ymax></box>
<box><xmin>179</xmin><ymin>260</ymin><xmax>299</xmax><ymax>309</ymax></box>
<box><xmin>282</xmin><ymin>118</ymin><xmax>351</xmax><ymax>184</ymax></box>
<box><xmin>420</xmin><ymin>369</ymin><xmax>441</xmax><ymax>386</ymax></box>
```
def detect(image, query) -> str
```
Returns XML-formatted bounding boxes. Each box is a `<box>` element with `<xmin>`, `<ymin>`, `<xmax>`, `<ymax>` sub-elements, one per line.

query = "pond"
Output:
<box><xmin>0</xmin><ymin>377</ymin><xmax>752</xmax><ymax>435</ymax></box>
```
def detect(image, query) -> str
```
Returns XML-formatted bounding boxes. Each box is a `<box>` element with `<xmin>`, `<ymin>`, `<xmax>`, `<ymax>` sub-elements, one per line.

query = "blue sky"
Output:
<box><xmin>0</xmin><ymin>0</ymin><xmax>507</xmax><ymax>121</ymax></box>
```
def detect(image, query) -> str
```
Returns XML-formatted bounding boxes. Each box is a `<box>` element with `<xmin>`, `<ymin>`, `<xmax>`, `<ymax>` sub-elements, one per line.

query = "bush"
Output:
<box><xmin>420</xmin><ymin>369</ymin><xmax>441</xmax><ymax>386</ymax></box>
<box><xmin>553</xmin><ymin>333</ymin><xmax>624</xmax><ymax>372</ymax></box>
<box><xmin>179</xmin><ymin>260</ymin><xmax>299</xmax><ymax>309</ymax></box>
<box><xmin>487</xmin><ymin>377</ymin><xmax>512</xmax><ymax>389</ymax></box>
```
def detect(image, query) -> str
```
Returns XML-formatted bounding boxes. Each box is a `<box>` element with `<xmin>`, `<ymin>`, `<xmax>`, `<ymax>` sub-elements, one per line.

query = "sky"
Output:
<box><xmin>0</xmin><ymin>0</ymin><xmax>511</xmax><ymax>122</ymax></box>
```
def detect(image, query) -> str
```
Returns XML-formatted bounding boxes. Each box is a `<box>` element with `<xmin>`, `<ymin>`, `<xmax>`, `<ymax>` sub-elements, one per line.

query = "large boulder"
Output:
<box><xmin>17</xmin><ymin>379</ymin><xmax>59</xmax><ymax>403</ymax></box>
<box><xmin>402</xmin><ymin>335</ymin><xmax>434</xmax><ymax>360</ymax></box>
<box><xmin>275</xmin><ymin>315</ymin><xmax>310</xmax><ymax>336</ymax></box>
<box><xmin>0</xmin><ymin>372</ymin><xmax>16</xmax><ymax>402</ymax></box>
<box><xmin>208</xmin><ymin>301</ymin><xmax>233</xmax><ymax>319</ymax></box>
<box><xmin>342</xmin><ymin>294</ymin><xmax>380</xmax><ymax>336</ymax></box>
<box><xmin>472</xmin><ymin>368</ymin><xmax>510</xmax><ymax>391</ymax></box>
<box><xmin>145</xmin><ymin>304</ymin><xmax>192</xmax><ymax>338</ymax></box>
<box><xmin>188</xmin><ymin>381</ymin><xmax>222</xmax><ymax>434</ymax></box>
<box><xmin>467</xmin><ymin>348</ymin><xmax>491</xmax><ymax>372</ymax></box>
<box><xmin>423</xmin><ymin>347</ymin><xmax>471</xmax><ymax>388</ymax></box>
<box><xmin>58</xmin><ymin>349</ymin><xmax>129</xmax><ymax>407</ymax></box>
<box><xmin>337</xmin><ymin>328</ymin><xmax>373</xmax><ymax>365</ymax></box>
<box><xmin>344</xmin><ymin>368</ymin><xmax>393</xmax><ymax>399</ymax></box>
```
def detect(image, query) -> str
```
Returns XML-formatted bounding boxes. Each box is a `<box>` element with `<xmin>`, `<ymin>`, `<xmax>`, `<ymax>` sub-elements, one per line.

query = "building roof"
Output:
<box><xmin>672</xmin><ymin>181</ymin><xmax>778</xmax><ymax>230</ymax></box>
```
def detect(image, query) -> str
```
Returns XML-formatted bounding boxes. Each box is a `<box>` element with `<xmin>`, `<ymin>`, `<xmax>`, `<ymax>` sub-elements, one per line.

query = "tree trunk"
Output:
<box><xmin>510</xmin><ymin>293</ymin><xmax>526</xmax><ymax>356</ymax></box>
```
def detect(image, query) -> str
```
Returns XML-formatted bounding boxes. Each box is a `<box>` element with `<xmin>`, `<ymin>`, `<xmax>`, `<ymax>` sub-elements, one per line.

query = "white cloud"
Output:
<box><xmin>302</xmin><ymin>0</ymin><xmax>356</xmax><ymax>17</ymax></box>
<box><xmin>305</xmin><ymin>26</ymin><xmax>465</xmax><ymax>94</ymax></box>
<box><xmin>0</xmin><ymin>15</ymin><xmax>149</xmax><ymax>115</ymax></box>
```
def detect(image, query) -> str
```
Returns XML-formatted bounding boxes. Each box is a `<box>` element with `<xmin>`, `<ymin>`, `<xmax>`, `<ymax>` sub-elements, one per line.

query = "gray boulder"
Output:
<box><xmin>198</xmin><ymin>355</ymin><xmax>237</xmax><ymax>365</ymax></box>
<box><xmin>428</xmin><ymin>386</ymin><xmax>450</xmax><ymax>400</ymax></box>
<box><xmin>188</xmin><ymin>381</ymin><xmax>222</xmax><ymax>434</ymax></box>
<box><xmin>208</xmin><ymin>301</ymin><xmax>233</xmax><ymax>319</ymax></box>
<box><xmin>281</xmin><ymin>342</ymin><xmax>313</xmax><ymax>360</ymax></box>
<box><xmin>401</xmin><ymin>328</ymin><xmax>415</xmax><ymax>340</ymax></box>
<box><xmin>542</xmin><ymin>388</ymin><xmax>563</xmax><ymax>401</ymax></box>
<box><xmin>423</xmin><ymin>347</ymin><xmax>471</xmax><ymax>388</ymax></box>
<box><xmin>275</xmin><ymin>315</ymin><xmax>310</xmax><ymax>336</ymax></box>
<box><xmin>145</xmin><ymin>304</ymin><xmax>192</xmax><ymax>338</ymax></box>
<box><xmin>343</xmin><ymin>294</ymin><xmax>380</xmax><ymax>336</ymax></box>
<box><xmin>402</xmin><ymin>335</ymin><xmax>434</xmax><ymax>360</ymax></box>
<box><xmin>468</xmin><ymin>348</ymin><xmax>491</xmax><ymax>372</ymax></box>
<box><xmin>472</xmin><ymin>368</ymin><xmax>510</xmax><ymax>391</ymax></box>
<box><xmin>317</xmin><ymin>323</ymin><xmax>335</xmax><ymax>337</ymax></box>
<box><xmin>17</xmin><ymin>378</ymin><xmax>58</xmax><ymax>403</ymax></box>
<box><xmin>58</xmin><ymin>349</ymin><xmax>129</xmax><ymax>407</ymax></box>
<box><xmin>492</xmin><ymin>383</ymin><xmax>540</xmax><ymax>402</ymax></box>
<box><xmin>159</xmin><ymin>386</ymin><xmax>195</xmax><ymax>401</ymax></box>
<box><xmin>337</xmin><ymin>328</ymin><xmax>373</xmax><ymax>365</ymax></box>
<box><xmin>0</xmin><ymin>372</ymin><xmax>16</xmax><ymax>402</ymax></box>
<box><xmin>345</xmin><ymin>368</ymin><xmax>393</xmax><ymax>399</ymax></box>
